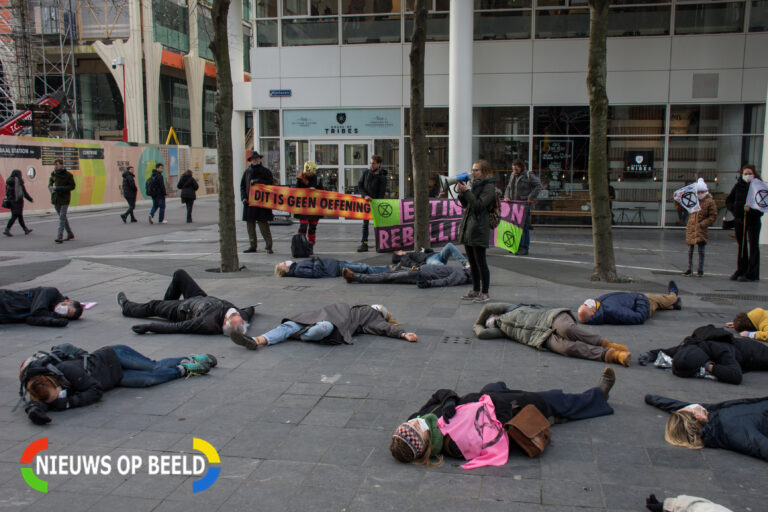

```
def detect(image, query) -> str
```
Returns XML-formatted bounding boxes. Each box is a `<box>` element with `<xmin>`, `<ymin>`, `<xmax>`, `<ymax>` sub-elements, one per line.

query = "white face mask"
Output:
<box><xmin>743</xmin><ymin>174</ymin><xmax>754</xmax><ymax>183</ymax></box>
<box><xmin>485</xmin><ymin>315</ymin><xmax>497</xmax><ymax>329</ymax></box>
<box><xmin>54</xmin><ymin>304</ymin><xmax>69</xmax><ymax>316</ymax></box>
<box><xmin>285</xmin><ymin>260</ymin><xmax>294</xmax><ymax>267</ymax></box>
<box><xmin>371</xmin><ymin>304</ymin><xmax>383</xmax><ymax>313</ymax></box>
<box><xmin>583</xmin><ymin>299</ymin><xmax>597</xmax><ymax>310</ymax></box>
<box><xmin>416</xmin><ymin>417</ymin><xmax>429</xmax><ymax>432</ymax></box>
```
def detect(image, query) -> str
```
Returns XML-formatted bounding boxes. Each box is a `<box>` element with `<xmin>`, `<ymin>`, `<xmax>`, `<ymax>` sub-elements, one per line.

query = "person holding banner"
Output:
<box><xmin>726</xmin><ymin>164</ymin><xmax>763</xmax><ymax>282</ymax></box>
<box><xmin>357</xmin><ymin>155</ymin><xmax>388</xmax><ymax>252</ymax></box>
<box><xmin>683</xmin><ymin>179</ymin><xmax>717</xmax><ymax>277</ymax></box>
<box><xmin>457</xmin><ymin>160</ymin><xmax>497</xmax><ymax>303</ymax></box>
<box><xmin>503</xmin><ymin>158</ymin><xmax>541</xmax><ymax>256</ymax></box>
<box><xmin>241</xmin><ymin>151</ymin><xmax>274</xmax><ymax>254</ymax></box>
<box><xmin>295</xmin><ymin>161</ymin><xmax>323</xmax><ymax>247</ymax></box>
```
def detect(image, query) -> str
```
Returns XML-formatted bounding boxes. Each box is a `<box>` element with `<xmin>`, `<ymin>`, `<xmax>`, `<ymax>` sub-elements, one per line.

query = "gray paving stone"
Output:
<box><xmin>541</xmin><ymin>479</ymin><xmax>604</xmax><ymax>508</ymax></box>
<box><xmin>286</xmin><ymin>485</ymin><xmax>355</xmax><ymax>512</ymax></box>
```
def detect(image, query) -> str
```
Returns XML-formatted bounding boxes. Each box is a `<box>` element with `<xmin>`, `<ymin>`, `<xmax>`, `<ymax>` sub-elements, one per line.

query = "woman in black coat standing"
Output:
<box><xmin>726</xmin><ymin>164</ymin><xmax>762</xmax><ymax>281</ymax></box>
<box><xmin>456</xmin><ymin>160</ymin><xmax>497</xmax><ymax>303</ymax></box>
<box><xmin>177</xmin><ymin>169</ymin><xmax>199</xmax><ymax>223</ymax></box>
<box><xmin>3</xmin><ymin>169</ymin><xmax>33</xmax><ymax>236</ymax></box>
<box><xmin>120</xmin><ymin>166</ymin><xmax>138</xmax><ymax>223</ymax></box>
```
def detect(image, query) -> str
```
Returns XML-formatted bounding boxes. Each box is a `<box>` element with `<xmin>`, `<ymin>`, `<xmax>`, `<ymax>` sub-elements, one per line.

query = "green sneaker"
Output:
<box><xmin>190</xmin><ymin>354</ymin><xmax>217</xmax><ymax>368</ymax></box>
<box><xmin>180</xmin><ymin>361</ymin><xmax>210</xmax><ymax>378</ymax></box>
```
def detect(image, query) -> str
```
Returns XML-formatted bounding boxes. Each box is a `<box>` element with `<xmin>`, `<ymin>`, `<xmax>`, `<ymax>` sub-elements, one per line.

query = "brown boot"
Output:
<box><xmin>597</xmin><ymin>366</ymin><xmax>616</xmax><ymax>399</ymax></box>
<box><xmin>604</xmin><ymin>348</ymin><xmax>631</xmax><ymax>367</ymax></box>
<box><xmin>342</xmin><ymin>268</ymin><xmax>356</xmax><ymax>283</ymax></box>
<box><xmin>601</xmin><ymin>338</ymin><xmax>628</xmax><ymax>352</ymax></box>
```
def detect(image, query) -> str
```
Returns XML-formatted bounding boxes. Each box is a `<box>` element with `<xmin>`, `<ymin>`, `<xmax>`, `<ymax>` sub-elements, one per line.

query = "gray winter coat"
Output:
<box><xmin>474</xmin><ymin>303</ymin><xmax>572</xmax><ymax>349</ymax></box>
<box><xmin>285</xmin><ymin>303</ymin><xmax>404</xmax><ymax>345</ymax></box>
<box><xmin>504</xmin><ymin>170</ymin><xmax>542</xmax><ymax>202</ymax></box>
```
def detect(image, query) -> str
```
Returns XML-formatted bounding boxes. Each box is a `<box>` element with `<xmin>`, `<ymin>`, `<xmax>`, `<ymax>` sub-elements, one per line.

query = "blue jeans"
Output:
<box><xmin>150</xmin><ymin>197</ymin><xmax>166</xmax><ymax>222</ymax></box>
<box><xmin>55</xmin><ymin>204</ymin><xmax>73</xmax><ymax>238</ymax></box>
<box><xmin>520</xmin><ymin>210</ymin><xmax>530</xmax><ymax>249</ymax></box>
<box><xmin>262</xmin><ymin>320</ymin><xmax>334</xmax><ymax>345</ymax></box>
<box><xmin>111</xmin><ymin>345</ymin><xmax>184</xmax><ymax>387</ymax></box>
<box><xmin>338</xmin><ymin>261</ymin><xmax>389</xmax><ymax>274</ymax></box>
<box><xmin>425</xmin><ymin>242</ymin><xmax>468</xmax><ymax>266</ymax></box>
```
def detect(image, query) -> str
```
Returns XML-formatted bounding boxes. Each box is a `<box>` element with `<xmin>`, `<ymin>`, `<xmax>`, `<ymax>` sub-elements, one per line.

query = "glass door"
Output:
<box><xmin>311</xmin><ymin>142</ymin><xmax>340</xmax><ymax>220</ymax></box>
<box><xmin>310</xmin><ymin>140</ymin><xmax>373</xmax><ymax>221</ymax></box>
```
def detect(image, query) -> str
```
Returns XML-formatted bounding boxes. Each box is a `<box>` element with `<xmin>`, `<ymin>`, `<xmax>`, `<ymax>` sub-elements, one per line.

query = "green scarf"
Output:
<box><xmin>419</xmin><ymin>413</ymin><xmax>443</xmax><ymax>455</ymax></box>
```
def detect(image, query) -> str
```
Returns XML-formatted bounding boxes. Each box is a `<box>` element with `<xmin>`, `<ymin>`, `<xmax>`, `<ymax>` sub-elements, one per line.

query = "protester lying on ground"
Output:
<box><xmin>390</xmin><ymin>367</ymin><xmax>616</xmax><ymax>468</ymax></box>
<box><xmin>577</xmin><ymin>281</ymin><xmax>681</xmax><ymax>325</ymax></box>
<box><xmin>274</xmin><ymin>257</ymin><xmax>391</xmax><ymax>278</ymax></box>
<box><xmin>645</xmin><ymin>494</ymin><xmax>733</xmax><ymax>512</ymax></box>
<box><xmin>638</xmin><ymin>325</ymin><xmax>768</xmax><ymax>385</ymax></box>
<box><xmin>229</xmin><ymin>303</ymin><xmax>417</xmax><ymax>350</ymax></box>
<box><xmin>391</xmin><ymin>243</ymin><xmax>470</xmax><ymax>269</ymax></box>
<box><xmin>21</xmin><ymin>344</ymin><xmax>215</xmax><ymax>425</ymax></box>
<box><xmin>342</xmin><ymin>264</ymin><xmax>470</xmax><ymax>288</ymax></box>
<box><xmin>646</xmin><ymin>393</ymin><xmax>768</xmax><ymax>461</ymax></box>
<box><xmin>726</xmin><ymin>307</ymin><xmax>768</xmax><ymax>340</ymax></box>
<box><xmin>475</xmin><ymin>303</ymin><xmax>631</xmax><ymax>366</ymax></box>
<box><xmin>117</xmin><ymin>269</ymin><xmax>255</xmax><ymax>335</ymax></box>
<box><xmin>0</xmin><ymin>287</ymin><xmax>83</xmax><ymax>327</ymax></box>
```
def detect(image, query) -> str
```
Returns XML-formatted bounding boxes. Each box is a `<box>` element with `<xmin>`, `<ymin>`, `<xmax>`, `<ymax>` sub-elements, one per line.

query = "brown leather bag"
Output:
<box><xmin>504</xmin><ymin>404</ymin><xmax>552</xmax><ymax>458</ymax></box>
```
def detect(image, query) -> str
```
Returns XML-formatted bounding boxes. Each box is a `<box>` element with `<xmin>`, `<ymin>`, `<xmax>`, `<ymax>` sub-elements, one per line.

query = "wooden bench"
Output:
<box><xmin>531</xmin><ymin>210</ymin><xmax>592</xmax><ymax>218</ymax></box>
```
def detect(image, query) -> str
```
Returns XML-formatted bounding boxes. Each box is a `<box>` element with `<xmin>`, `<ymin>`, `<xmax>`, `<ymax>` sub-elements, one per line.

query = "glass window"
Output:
<box><xmin>531</xmin><ymin>136</ymin><xmax>589</xmax><ymax>224</ymax></box>
<box><xmin>256</xmin><ymin>20</ymin><xmax>278</xmax><ymax>46</ymax></box>
<box><xmin>473</xmin><ymin>137</ymin><xmax>530</xmax><ymax>192</ymax></box>
<box><xmin>158</xmin><ymin>74</ymin><xmax>191</xmax><ymax>146</ymax></box>
<box><xmin>243</xmin><ymin>0</ymin><xmax>252</xmax><ymax>21</ymax></box>
<box><xmin>752</xmin><ymin>0</ymin><xmax>768</xmax><ymax>31</ymax></box>
<box><xmin>608</xmin><ymin>6</ymin><xmax>670</xmax><ymax>36</ymax></box>
<box><xmin>404</xmin><ymin>137</ymin><xmax>448</xmax><ymax>197</ymax></box>
<box><xmin>535</xmin><ymin>9</ymin><xmax>590</xmax><ymax>38</ymax></box>
<box><xmin>79</xmin><ymin>0</ymin><xmax>130</xmax><ymax>39</ymax></box>
<box><xmin>404</xmin><ymin>107</ymin><xmax>449</xmax><ymax>136</ymax></box>
<box><xmin>475</xmin><ymin>0</ymin><xmax>531</xmax><ymax>8</ymax></box>
<box><xmin>608</xmin><ymin>137</ymin><xmax>664</xmax><ymax>226</ymax></box>
<box><xmin>343</xmin><ymin>15</ymin><xmax>401</xmax><ymax>43</ymax></box>
<box><xmin>203</xmin><ymin>86</ymin><xmax>217</xmax><ymax>148</ymax></box>
<box><xmin>534</xmin><ymin>106</ymin><xmax>590</xmax><ymax>135</ymax></box>
<box><xmin>406</xmin><ymin>0</ymin><xmax>450</xmax><ymax>10</ymax></box>
<box><xmin>259</xmin><ymin>110</ymin><xmax>280</xmax><ymax>136</ymax></box>
<box><xmin>474</xmin><ymin>11</ymin><xmax>532</xmax><ymax>40</ymax></box>
<box><xmin>375</xmin><ymin>139</ymin><xmax>400</xmax><ymax>198</ymax></box>
<box><xmin>284</xmin><ymin>0</ymin><xmax>338</xmax><ymax>15</ymax></box>
<box><xmin>608</xmin><ymin>105</ymin><xmax>666</xmax><ymax>135</ymax></box>
<box><xmin>670</xmin><ymin>104</ymin><xmax>762</xmax><ymax>135</ymax></box>
<box><xmin>255</xmin><ymin>0</ymin><xmax>278</xmax><ymax>17</ymax></box>
<box><xmin>405</xmin><ymin>13</ymin><xmax>450</xmax><ymax>41</ymax></box>
<box><xmin>243</xmin><ymin>27</ymin><xmax>252</xmax><ymax>72</ymax></box>
<box><xmin>76</xmin><ymin>73</ymin><xmax>122</xmax><ymax>140</ymax></box>
<box><xmin>285</xmin><ymin>140</ymin><xmax>310</xmax><ymax>185</ymax></box>
<box><xmin>675</xmin><ymin>2</ymin><xmax>745</xmax><ymax>35</ymax></box>
<box><xmin>344</xmin><ymin>0</ymin><xmax>400</xmax><ymax>14</ymax></box>
<box><xmin>259</xmin><ymin>138</ymin><xmax>281</xmax><ymax>183</ymax></box>
<box><xmin>284</xmin><ymin>0</ymin><xmax>308</xmax><ymax>15</ymax></box>
<box><xmin>198</xmin><ymin>9</ymin><xmax>215</xmax><ymax>61</ymax></box>
<box><xmin>282</xmin><ymin>18</ymin><xmax>339</xmax><ymax>45</ymax></box>
<box><xmin>152</xmin><ymin>0</ymin><xmax>189</xmax><ymax>52</ymax></box>
<box><xmin>473</xmin><ymin>107</ymin><xmax>530</xmax><ymax>135</ymax></box>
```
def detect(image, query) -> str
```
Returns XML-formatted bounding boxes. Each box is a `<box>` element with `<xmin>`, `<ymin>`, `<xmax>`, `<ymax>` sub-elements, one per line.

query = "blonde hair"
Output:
<box><xmin>473</xmin><ymin>159</ymin><xmax>494</xmax><ymax>178</ymax></box>
<box><xmin>389</xmin><ymin>435</ymin><xmax>443</xmax><ymax>467</ymax></box>
<box><xmin>274</xmin><ymin>262</ymin><xmax>288</xmax><ymax>277</ymax></box>
<box><xmin>665</xmin><ymin>410</ymin><xmax>705</xmax><ymax>449</ymax></box>
<box><xmin>384</xmin><ymin>311</ymin><xmax>401</xmax><ymax>326</ymax></box>
<box><xmin>303</xmin><ymin>161</ymin><xmax>318</xmax><ymax>174</ymax></box>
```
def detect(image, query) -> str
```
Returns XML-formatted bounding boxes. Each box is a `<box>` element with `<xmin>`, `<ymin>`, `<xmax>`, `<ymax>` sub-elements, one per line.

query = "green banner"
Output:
<box><xmin>370</xmin><ymin>199</ymin><xmax>402</xmax><ymax>227</ymax></box>
<box><xmin>495</xmin><ymin>220</ymin><xmax>522</xmax><ymax>254</ymax></box>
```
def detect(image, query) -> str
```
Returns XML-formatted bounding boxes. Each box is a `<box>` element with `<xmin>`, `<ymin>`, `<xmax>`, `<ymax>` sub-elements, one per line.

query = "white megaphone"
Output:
<box><xmin>439</xmin><ymin>172</ymin><xmax>471</xmax><ymax>192</ymax></box>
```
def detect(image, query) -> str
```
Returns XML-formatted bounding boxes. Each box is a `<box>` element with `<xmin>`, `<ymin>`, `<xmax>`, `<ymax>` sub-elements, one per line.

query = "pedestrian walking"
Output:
<box><xmin>726</xmin><ymin>164</ymin><xmax>762</xmax><ymax>281</ymax></box>
<box><xmin>357</xmin><ymin>154</ymin><xmax>388</xmax><ymax>252</ymax></box>
<box><xmin>177</xmin><ymin>169</ymin><xmax>199</xmax><ymax>223</ymax></box>
<box><xmin>240</xmin><ymin>151</ymin><xmax>274</xmax><ymax>253</ymax></box>
<box><xmin>503</xmin><ymin>158</ymin><xmax>541</xmax><ymax>256</ymax></box>
<box><xmin>3</xmin><ymin>169</ymin><xmax>33</xmax><ymax>236</ymax></box>
<box><xmin>146</xmin><ymin>163</ymin><xmax>167</xmax><ymax>224</ymax></box>
<box><xmin>120</xmin><ymin>166</ymin><xmax>138</xmax><ymax>223</ymax></box>
<box><xmin>48</xmin><ymin>159</ymin><xmax>76</xmax><ymax>243</ymax></box>
<box><xmin>457</xmin><ymin>159</ymin><xmax>496</xmax><ymax>303</ymax></box>
<box><xmin>683</xmin><ymin>178</ymin><xmax>717</xmax><ymax>277</ymax></box>
<box><xmin>296</xmin><ymin>161</ymin><xmax>322</xmax><ymax>247</ymax></box>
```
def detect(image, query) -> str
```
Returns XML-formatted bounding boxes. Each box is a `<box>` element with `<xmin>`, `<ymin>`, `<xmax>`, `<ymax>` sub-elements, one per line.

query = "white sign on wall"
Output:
<box><xmin>283</xmin><ymin>109</ymin><xmax>400</xmax><ymax>137</ymax></box>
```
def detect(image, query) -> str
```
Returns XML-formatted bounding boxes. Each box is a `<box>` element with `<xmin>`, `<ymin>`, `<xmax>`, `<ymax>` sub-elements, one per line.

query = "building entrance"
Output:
<box><xmin>310</xmin><ymin>140</ymin><xmax>372</xmax><ymax>221</ymax></box>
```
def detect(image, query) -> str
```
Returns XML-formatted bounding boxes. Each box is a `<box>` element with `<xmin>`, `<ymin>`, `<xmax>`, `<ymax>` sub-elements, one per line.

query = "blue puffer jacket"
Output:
<box><xmin>586</xmin><ymin>292</ymin><xmax>649</xmax><ymax>325</ymax></box>
<box><xmin>286</xmin><ymin>258</ymin><xmax>340</xmax><ymax>278</ymax></box>
<box><xmin>701</xmin><ymin>399</ymin><xmax>768</xmax><ymax>461</ymax></box>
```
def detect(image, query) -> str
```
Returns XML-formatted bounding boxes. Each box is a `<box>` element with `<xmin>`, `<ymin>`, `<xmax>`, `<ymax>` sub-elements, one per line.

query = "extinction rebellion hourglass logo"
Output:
<box><xmin>20</xmin><ymin>437</ymin><xmax>221</xmax><ymax>493</ymax></box>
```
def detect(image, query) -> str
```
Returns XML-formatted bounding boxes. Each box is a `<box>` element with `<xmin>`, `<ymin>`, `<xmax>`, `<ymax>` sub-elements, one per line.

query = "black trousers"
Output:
<box><xmin>123</xmin><ymin>197</ymin><xmax>137</xmax><ymax>221</ymax></box>
<box><xmin>735</xmin><ymin>219</ymin><xmax>761</xmax><ymax>280</ymax></box>
<box><xmin>183</xmin><ymin>199</ymin><xmax>194</xmax><ymax>222</ymax></box>
<box><xmin>6</xmin><ymin>211</ymin><xmax>27</xmax><ymax>231</ymax></box>
<box><xmin>122</xmin><ymin>270</ymin><xmax>206</xmax><ymax>321</ymax></box>
<box><xmin>465</xmin><ymin>245</ymin><xmax>490</xmax><ymax>293</ymax></box>
<box><xmin>355</xmin><ymin>270</ymin><xmax>417</xmax><ymax>284</ymax></box>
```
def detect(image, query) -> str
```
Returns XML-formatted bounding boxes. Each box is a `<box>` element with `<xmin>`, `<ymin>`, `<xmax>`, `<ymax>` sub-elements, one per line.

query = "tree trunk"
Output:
<box><xmin>211</xmin><ymin>0</ymin><xmax>240</xmax><ymax>272</ymax></box>
<box><xmin>409</xmin><ymin>0</ymin><xmax>430</xmax><ymax>250</ymax></box>
<box><xmin>587</xmin><ymin>0</ymin><xmax>617</xmax><ymax>282</ymax></box>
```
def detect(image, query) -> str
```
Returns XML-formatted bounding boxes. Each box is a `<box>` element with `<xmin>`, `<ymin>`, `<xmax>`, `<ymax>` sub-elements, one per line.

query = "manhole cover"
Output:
<box><xmin>441</xmin><ymin>336</ymin><xmax>472</xmax><ymax>344</ymax></box>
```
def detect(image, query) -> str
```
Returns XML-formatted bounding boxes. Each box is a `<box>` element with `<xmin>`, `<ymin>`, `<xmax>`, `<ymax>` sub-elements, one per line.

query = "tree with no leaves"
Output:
<box><xmin>409</xmin><ymin>0</ymin><xmax>430</xmax><ymax>250</ymax></box>
<box><xmin>587</xmin><ymin>0</ymin><xmax>618</xmax><ymax>282</ymax></box>
<box><xmin>210</xmin><ymin>0</ymin><xmax>240</xmax><ymax>272</ymax></box>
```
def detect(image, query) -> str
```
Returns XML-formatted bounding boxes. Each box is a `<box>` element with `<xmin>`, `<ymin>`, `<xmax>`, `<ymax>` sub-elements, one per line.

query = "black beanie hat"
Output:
<box><xmin>671</xmin><ymin>345</ymin><xmax>710</xmax><ymax>378</ymax></box>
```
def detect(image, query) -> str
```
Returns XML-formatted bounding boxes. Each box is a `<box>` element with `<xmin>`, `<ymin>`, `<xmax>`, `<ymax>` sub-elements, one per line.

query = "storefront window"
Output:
<box><xmin>531</xmin><ymin>136</ymin><xmax>590</xmax><ymax>224</ymax></box>
<box><xmin>405</xmin><ymin>13</ymin><xmax>450</xmax><ymax>41</ymax></box>
<box><xmin>535</xmin><ymin>9</ymin><xmax>590</xmax><ymax>38</ymax></box>
<box><xmin>675</xmin><ymin>2</ymin><xmax>745</xmax><ymax>34</ymax></box>
<box><xmin>404</xmin><ymin>137</ymin><xmax>448</xmax><ymax>198</ymax></box>
<box><xmin>751</xmin><ymin>0</ymin><xmax>768</xmax><ymax>31</ymax></box>
<box><xmin>608</xmin><ymin>5</ymin><xmax>670</xmax><ymax>36</ymax></box>
<box><xmin>534</xmin><ymin>106</ymin><xmax>590</xmax><ymax>135</ymax></box>
<box><xmin>474</xmin><ymin>137</ymin><xmax>530</xmax><ymax>192</ymax></box>
<box><xmin>670</xmin><ymin>104</ymin><xmax>763</xmax><ymax>135</ymax></box>
<box><xmin>474</xmin><ymin>107</ymin><xmax>530</xmax><ymax>135</ymax></box>
<box><xmin>608</xmin><ymin>137</ymin><xmax>664</xmax><ymax>226</ymax></box>
<box><xmin>259</xmin><ymin>138</ymin><xmax>281</xmax><ymax>183</ymax></box>
<box><xmin>608</xmin><ymin>105</ymin><xmax>666</xmax><ymax>135</ymax></box>
<box><xmin>474</xmin><ymin>10</ymin><xmax>532</xmax><ymax>40</ymax></box>
<box><xmin>404</xmin><ymin>107</ymin><xmax>449</xmax><ymax>136</ymax></box>
<box><xmin>343</xmin><ymin>15</ymin><xmax>401</xmax><ymax>43</ymax></box>
<box><xmin>282</xmin><ymin>18</ymin><xmax>339</xmax><ymax>45</ymax></box>
<box><xmin>284</xmin><ymin>140</ymin><xmax>310</xmax><ymax>185</ymax></box>
<box><xmin>345</xmin><ymin>0</ymin><xmax>400</xmax><ymax>13</ymax></box>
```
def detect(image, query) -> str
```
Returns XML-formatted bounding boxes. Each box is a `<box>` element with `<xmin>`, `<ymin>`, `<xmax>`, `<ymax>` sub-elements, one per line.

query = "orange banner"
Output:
<box><xmin>248</xmin><ymin>184</ymin><xmax>372</xmax><ymax>220</ymax></box>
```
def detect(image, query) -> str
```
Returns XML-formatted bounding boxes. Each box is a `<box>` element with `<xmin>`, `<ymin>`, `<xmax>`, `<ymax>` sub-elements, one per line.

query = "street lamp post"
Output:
<box><xmin>111</xmin><ymin>57</ymin><xmax>127</xmax><ymax>142</ymax></box>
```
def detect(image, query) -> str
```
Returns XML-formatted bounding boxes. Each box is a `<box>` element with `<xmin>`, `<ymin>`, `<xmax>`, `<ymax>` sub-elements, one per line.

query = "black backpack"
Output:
<box><xmin>15</xmin><ymin>344</ymin><xmax>89</xmax><ymax>410</ymax></box>
<box><xmin>291</xmin><ymin>234</ymin><xmax>313</xmax><ymax>258</ymax></box>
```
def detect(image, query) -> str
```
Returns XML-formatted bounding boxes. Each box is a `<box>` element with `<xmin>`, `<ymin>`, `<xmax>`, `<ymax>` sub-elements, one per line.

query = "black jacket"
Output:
<box><xmin>241</xmin><ymin>163</ymin><xmax>274</xmax><ymax>222</ymax></box>
<box><xmin>0</xmin><ymin>287</ymin><xmax>70</xmax><ymax>327</ymax></box>
<box><xmin>645</xmin><ymin>394</ymin><xmax>768</xmax><ymax>461</ymax></box>
<box><xmin>146</xmin><ymin>170</ymin><xmax>167</xmax><ymax>198</ymax></box>
<box><xmin>47</xmin><ymin>347</ymin><xmax>124</xmax><ymax>410</ymax></box>
<box><xmin>48</xmin><ymin>168</ymin><xmax>76</xmax><ymax>206</ymax></box>
<box><xmin>177</xmin><ymin>174</ymin><xmax>199</xmax><ymax>201</ymax></box>
<box><xmin>351</xmin><ymin>265</ymin><xmax>470</xmax><ymax>288</ymax></box>
<box><xmin>121</xmin><ymin>171</ymin><xmax>137</xmax><ymax>200</ymax></box>
<box><xmin>358</xmin><ymin>168</ymin><xmax>388</xmax><ymax>199</ymax></box>
<box><xmin>140</xmin><ymin>296</ymin><xmax>239</xmax><ymax>334</ymax></box>
<box><xmin>391</xmin><ymin>250</ymin><xmax>433</xmax><ymax>268</ymax></box>
<box><xmin>4</xmin><ymin>174</ymin><xmax>32</xmax><ymax>215</ymax></box>
<box><xmin>726</xmin><ymin>178</ymin><xmax>763</xmax><ymax>225</ymax></box>
<box><xmin>458</xmin><ymin>178</ymin><xmax>496</xmax><ymax>247</ymax></box>
<box><xmin>295</xmin><ymin>172</ymin><xmax>323</xmax><ymax>221</ymax></box>
<box><xmin>285</xmin><ymin>257</ymin><xmax>342</xmax><ymax>278</ymax></box>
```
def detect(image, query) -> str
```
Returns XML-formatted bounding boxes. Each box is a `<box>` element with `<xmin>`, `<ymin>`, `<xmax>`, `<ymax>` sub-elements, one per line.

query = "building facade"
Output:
<box><xmin>247</xmin><ymin>0</ymin><xmax>768</xmax><ymax>228</ymax></box>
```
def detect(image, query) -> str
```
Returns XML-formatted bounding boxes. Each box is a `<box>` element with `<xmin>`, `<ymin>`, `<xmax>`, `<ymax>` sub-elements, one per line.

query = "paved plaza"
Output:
<box><xmin>0</xmin><ymin>197</ymin><xmax>766</xmax><ymax>512</ymax></box>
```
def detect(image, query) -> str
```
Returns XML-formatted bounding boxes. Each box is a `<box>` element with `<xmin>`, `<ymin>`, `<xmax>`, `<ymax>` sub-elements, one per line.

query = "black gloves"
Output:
<box><xmin>645</xmin><ymin>494</ymin><xmax>662</xmax><ymax>512</ymax></box>
<box><xmin>49</xmin><ymin>397</ymin><xmax>69</xmax><ymax>410</ymax></box>
<box><xmin>132</xmin><ymin>324</ymin><xmax>150</xmax><ymax>335</ymax></box>
<box><xmin>25</xmin><ymin>402</ymin><xmax>51</xmax><ymax>425</ymax></box>
<box><xmin>442</xmin><ymin>398</ymin><xmax>457</xmax><ymax>423</ymax></box>
<box><xmin>638</xmin><ymin>352</ymin><xmax>653</xmax><ymax>366</ymax></box>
